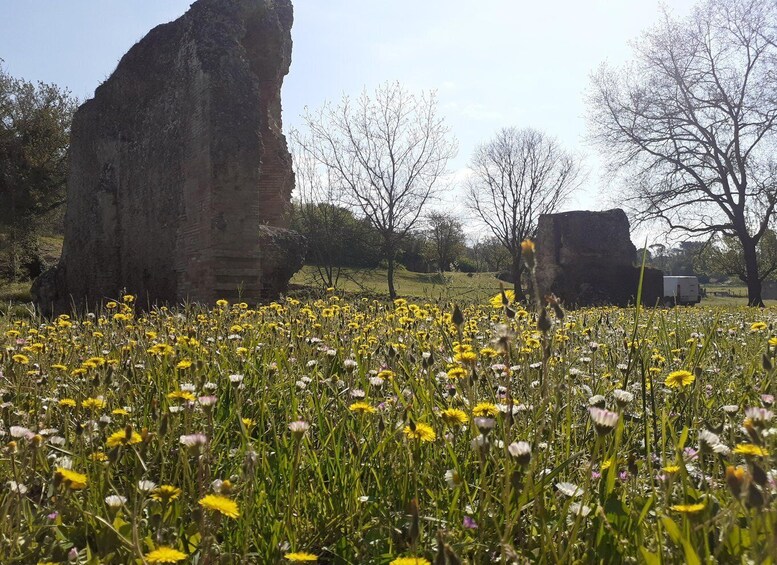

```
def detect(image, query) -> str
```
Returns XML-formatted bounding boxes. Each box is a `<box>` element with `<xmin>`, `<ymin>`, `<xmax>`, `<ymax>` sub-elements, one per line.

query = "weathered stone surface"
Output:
<box><xmin>33</xmin><ymin>0</ymin><xmax>303</xmax><ymax>314</ymax></box>
<box><xmin>256</xmin><ymin>225</ymin><xmax>306</xmax><ymax>297</ymax></box>
<box><xmin>535</xmin><ymin>209</ymin><xmax>663</xmax><ymax>307</ymax></box>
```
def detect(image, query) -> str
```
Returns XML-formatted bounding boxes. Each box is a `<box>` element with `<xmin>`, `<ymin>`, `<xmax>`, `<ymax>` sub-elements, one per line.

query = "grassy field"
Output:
<box><xmin>0</xmin><ymin>285</ymin><xmax>776</xmax><ymax>562</ymax></box>
<box><xmin>5</xmin><ymin>263</ymin><xmax>768</xmax><ymax>311</ymax></box>
<box><xmin>291</xmin><ymin>266</ymin><xmax>506</xmax><ymax>302</ymax></box>
<box><xmin>0</xmin><ymin>231</ymin><xmax>771</xmax><ymax>308</ymax></box>
<box><xmin>0</xmin><ymin>234</ymin><xmax>62</xmax><ymax>309</ymax></box>
<box><xmin>2</xmin><ymin>266</ymin><xmax>506</xmax><ymax>309</ymax></box>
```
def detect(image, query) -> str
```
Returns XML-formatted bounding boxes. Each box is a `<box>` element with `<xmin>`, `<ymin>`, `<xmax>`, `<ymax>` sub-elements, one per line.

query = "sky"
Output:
<box><xmin>1</xmin><ymin>0</ymin><xmax>698</xmax><ymax>240</ymax></box>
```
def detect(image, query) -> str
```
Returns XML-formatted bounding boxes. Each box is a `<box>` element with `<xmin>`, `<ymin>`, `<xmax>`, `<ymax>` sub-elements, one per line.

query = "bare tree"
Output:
<box><xmin>295</xmin><ymin>81</ymin><xmax>457</xmax><ymax>299</ymax></box>
<box><xmin>466</xmin><ymin>127</ymin><xmax>583</xmax><ymax>301</ymax></box>
<box><xmin>289</xmin><ymin>136</ymin><xmax>346</xmax><ymax>289</ymax></box>
<box><xmin>426</xmin><ymin>211</ymin><xmax>466</xmax><ymax>271</ymax></box>
<box><xmin>588</xmin><ymin>0</ymin><xmax>777</xmax><ymax>306</ymax></box>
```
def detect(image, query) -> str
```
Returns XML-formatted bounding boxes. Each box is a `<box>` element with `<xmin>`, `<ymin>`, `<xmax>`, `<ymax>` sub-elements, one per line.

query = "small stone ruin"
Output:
<box><xmin>33</xmin><ymin>0</ymin><xmax>305</xmax><ymax>314</ymax></box>
<box><xmin>535</xmin><ymin>208</ymin><xmax>662</xmax><ymax>307</ymax></box>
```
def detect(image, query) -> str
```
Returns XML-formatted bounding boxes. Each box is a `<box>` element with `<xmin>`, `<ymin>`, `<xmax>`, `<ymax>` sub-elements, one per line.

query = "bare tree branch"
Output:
<box><xmin>294</xmin><ymin>81</ymin><xmax>457</xmax><ymax>298</ymax></box>
<box><xmin>466</xmin><ymin>127</ymin><xmax>584</xmax><ymax>300</ymax></box>
<box><xmin>588</xmin><ymin>0</ymin><xmax>777</xmax><ymax>305</ymax></box>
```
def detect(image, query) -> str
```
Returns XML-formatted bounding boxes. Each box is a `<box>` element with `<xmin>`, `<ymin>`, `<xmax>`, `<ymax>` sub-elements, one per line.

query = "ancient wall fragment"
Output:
<box><xmin>34</xmin><ymin>0</ymin><xmax>304</xmax><ymax>314</ymax></box>
<box><xmin>535</xmin><ymin>209</ymin><xmax>662</xmax><ymax>307</ymax></box>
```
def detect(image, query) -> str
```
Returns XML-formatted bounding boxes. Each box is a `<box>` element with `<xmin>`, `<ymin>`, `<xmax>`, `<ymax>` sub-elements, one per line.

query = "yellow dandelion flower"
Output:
<box><xmin>106</xmin><ymin>430</ymin><xmax>143</xmax><ymax>448</ymax></box>
<box><xmin>751</xmin><ymin>321</ymin><xmax>768</xmax><ymax>331</ymax></box>
<box><xmin>11</xmin><ymin>354</ymin><xmax>30</xmax><ymax>365</ymax></box>
<box><xmin>391</xmin><ymin>558</ymin><xmax>431</xmax><ymax>565</ymax></box>
<box><xmin>670</xmin><ymin>502</ymin><xmax>705</xmax><ymax>513</ymax></box>
<box><xmin>403</xmin><ymin>422</ymin><xmax>436</xmax><ymax>442</ymax></box>
<box><xmin>349</xmin><ymin>402</ymin><xmax>376</xmax><ymax>414</ymax></box>
<box><xmin>241</xmin><ymin>417</ymin><xmax>256</xmax><ymax>428</ymax></box>
<box><xmin>284</xmin><ymin>552</ymin><xmax>318</xmax><ymax>562</ymax></box>
<box><xmin>112</xmin><ymin>408</ymin><xmax>130</xmax><ymax>416</ymax></box>
<box><xmin>439</xmin><ymin>408</ymin><xmax>468</xmax><ymax>427</ymax></box>
<box><xmin>59</xmin><ymin>398</ymin><xmax>77</xmax><ymax>408</ymax></box>
<box><xmin>82</xmin><ymin>397</ymin><xmax>106</xmax><ymax>410</ymax></box>
<box><xmin>454</xmin><ymin>350</ymin><xmax>478</xmax><ymax>365</ymax></box>
<box><xmin>55</xmin><ymin>467</ymin><xmax>87</xmax><ymax>489</ymax></box>
<box><xmin>167</xmin><ymin>390</ymin><xmax>196</xmax><ymax>402</ymax></box>
<box><xmin>489</xmin><ymin>290</ymin><xmax>515</xmax><ymax>309</ymax></box>
<box><xmin>662</xmin><ymin>465</ymin><xmax>681</xmax><ymax>474</ymax></box>
<box><xmin>145</xmin><ymin>546</ymin><xmax>187</xmax><ymax>563</ymax></box>
<box><xmin>176</xmin><ymin>359</ymin><xmax>193</xmax><ymax>370</ymax></box>
<box><xmin>199</xmin><ymin>494</ymin><xmax>240</xmax><ymax>518</ymax></box>
<box><xmin>473</xmin><ymin>402</ymin><xmax>499</xmax><ymax>417</ymax></box>
<box><xmin>733</xmin><ymin>443</ymin><xmax>769</xmax><ymax>457</ymax></box>
<box><xmin>479</xmin><ymin>347</ymin><xmax>498</xmax><ymax>358</ymax></box>
<box><xmin>148</xmin><ymin>343</ymin><xmax>175</xmax><ymax>356</ymax></box>
<box><xmin>90</xmin><ymin>452</ymin><xmax>109</xmax><ymax>462</ymax></box>
<box><xmin>446</xmin><ymin>366</ymin><xmax>467</xmax><ymax>379</ymax></box>
<box><xmin>151</xmin><ymin>485</ymin><xmax>182</xmax><ymax>502</ymax></box>
<box><xmin>86</xmin><ymin>356</ymin><xmax>106</xmax><ymax>366</ymax></box>
<box><xmin>664</xmin><ymin>370</ymin><xmax>695</xmax><ymax>388</ymax></box>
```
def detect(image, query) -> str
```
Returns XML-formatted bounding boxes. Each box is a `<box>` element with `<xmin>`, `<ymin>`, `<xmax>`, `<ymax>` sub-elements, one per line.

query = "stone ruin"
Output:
<box><xmin>535</xmin><ymin>209</ymin><xmax>663</xmax><ymax>307</ymax></box>
<box><xmin>33</xmin><ymin>0</ymin><xmax>305</xmax><ymax>314</ymax></box>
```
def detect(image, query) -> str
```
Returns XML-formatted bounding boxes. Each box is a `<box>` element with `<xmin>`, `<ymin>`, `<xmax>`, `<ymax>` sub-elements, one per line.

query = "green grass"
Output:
<box><xmin>0</xmin><ymin>281</ymin><xmax>34</xmax><ymax>319</ymax></box>
<box><xmin>701</xmin><ymin>284</ymin><xmax>777</xmax><ymax>307</ymax></box>
<box><xmin>1</xmin><ymin>297</ymin><xmax>776</xmax><ymax>563</ymax></box>
<box><xmin>0</xmin><ymin>280</ymin><xmax>33</xmax><ymax>318</ymax></box>
<box><xmin>2</xmin><ymin>262</ymin><xmax>774</xmax><ymax>310</ymax></box>
<box><xmin>38</xmin><ymin>234</ymin><xmax>64</xmax><ymax>264</ymax></box>
<box><xmin>0</xmin><ymin>280</ymin><xmax>32</xmax><ymax>302</ymax></box>
<box><xmin>292</xmin><ymin>265</ymin><xmax>507</xmax><ymax>302</ymax></box>
<box><xmin>0</xmin><ymin>232</ymin><xmax>59</xmax><ymax>313</ymax></box>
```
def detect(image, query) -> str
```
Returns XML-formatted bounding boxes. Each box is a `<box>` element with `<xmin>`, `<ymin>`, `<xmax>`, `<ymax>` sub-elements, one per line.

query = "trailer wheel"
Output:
<box><xmin>663</xmin><ymin>297</ymin><xmax>675</xmax><ymax>308</ymax></box>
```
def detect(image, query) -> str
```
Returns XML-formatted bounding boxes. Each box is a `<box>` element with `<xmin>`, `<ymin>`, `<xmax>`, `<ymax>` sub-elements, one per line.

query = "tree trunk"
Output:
<box><xmin>387</xmin><ymin>253</ymin><xmax>397</xmax><ymax>300</ymax></box>
<box><xmin>511</xmin><ymin>254</ymin><xmax>527</xmax><ymax>303</ymax></box>
<box><xmin>742</xmin><ymin>237</ymin><xmax>764</xmax><ymax>307</ymax></box>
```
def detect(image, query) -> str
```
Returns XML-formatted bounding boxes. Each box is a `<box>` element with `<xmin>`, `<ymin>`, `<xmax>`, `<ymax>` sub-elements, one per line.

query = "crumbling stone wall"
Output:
<box><xmin>33</xmin><ymin>0</ymin><xmax>304</xmax><ymax>314</ymax></box>
<box><xmin>535</xmin><ymin>209</ymin><xmax>662</xmax><ymax>307</ymax></box>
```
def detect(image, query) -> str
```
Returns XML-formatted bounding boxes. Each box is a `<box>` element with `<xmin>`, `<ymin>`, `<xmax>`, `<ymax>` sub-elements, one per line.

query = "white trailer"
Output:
<box><xmin>663</xmin><ymin>276</ymin><xmax>701</xmax><ymax>306</ymax></box>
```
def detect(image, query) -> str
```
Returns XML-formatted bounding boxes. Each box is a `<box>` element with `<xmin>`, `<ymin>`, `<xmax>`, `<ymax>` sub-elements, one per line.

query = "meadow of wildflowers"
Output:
<box><xmin>1</xmin><ymin>289</ymin><xmax>776</xmax><ymax>563</ymax></box>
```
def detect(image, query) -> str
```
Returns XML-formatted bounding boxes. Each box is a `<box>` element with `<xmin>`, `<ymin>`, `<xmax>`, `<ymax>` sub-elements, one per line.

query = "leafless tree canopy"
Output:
<box><xmin>588</xmin><ymin>0</ymin><xmax>777</xmax><ymax>305</ymax></box>
<box><xmin>294</xmin><ymin>81</ymin><xmax>457</xmax><ymax>298</ymax></box>
<box><xmin>289</xmin><ymin>137</ymin><xmax>345</xmax><ymax>288</ymax></box>
<box><xmin>466</xmin><ymin>127</ymin><xmax>583</xmax><ymax>298</ymax></box>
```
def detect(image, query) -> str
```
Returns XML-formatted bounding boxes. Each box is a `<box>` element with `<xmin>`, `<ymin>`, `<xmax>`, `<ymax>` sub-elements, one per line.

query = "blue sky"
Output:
<box><xmin>1</xmin><ymin>0</ymin><xmax>697</xmax><ymax>234</ymax></box>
